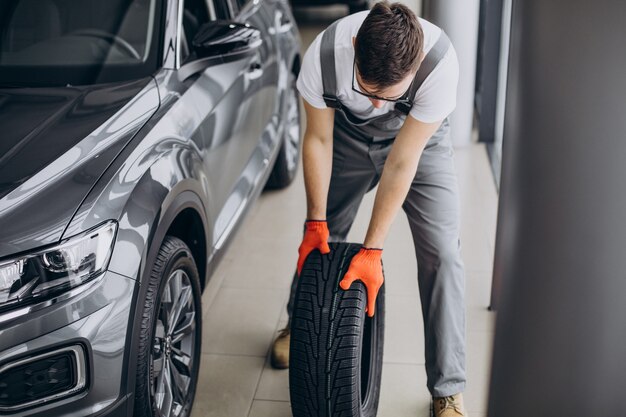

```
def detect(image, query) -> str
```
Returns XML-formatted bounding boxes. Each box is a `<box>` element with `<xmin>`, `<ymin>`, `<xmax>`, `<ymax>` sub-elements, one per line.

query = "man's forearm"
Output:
<box><xmin>362</xmin><ymin>117</ymin><xmax>442</xmax><ymax>249</ymax></box>
<box><xmin>363</xmin><ymin>156</ymin><xmax>421</xmax><ymax>248</ymax></box>
<box><xmin>302</xmin><ymin>131</ymin><xmax>333</xmax><ymax>220</ymax></box>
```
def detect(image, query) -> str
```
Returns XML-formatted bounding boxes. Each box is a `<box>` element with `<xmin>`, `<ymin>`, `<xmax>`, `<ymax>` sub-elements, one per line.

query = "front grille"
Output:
<box><xmin>0</xmin><ymin>345</ymin><xmax>86</xmax><ymax>412</ymax></box>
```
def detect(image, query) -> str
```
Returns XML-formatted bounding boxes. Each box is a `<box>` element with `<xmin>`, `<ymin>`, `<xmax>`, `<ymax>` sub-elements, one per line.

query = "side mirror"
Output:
<box><xmin>191</xmin><ymin>21</ymin><xmax>262</xmax><ymax>58</ymax></box>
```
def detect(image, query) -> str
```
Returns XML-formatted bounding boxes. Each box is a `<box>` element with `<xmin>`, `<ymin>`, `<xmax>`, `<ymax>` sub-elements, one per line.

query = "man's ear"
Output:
<box><xmin>352</xmin><ymin>36</ymin><xmax>356</xmax><ymax>48</ymax></box>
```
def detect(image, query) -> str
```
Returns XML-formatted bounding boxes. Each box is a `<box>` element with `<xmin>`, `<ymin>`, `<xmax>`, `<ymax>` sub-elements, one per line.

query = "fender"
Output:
<box><xmin>105</xmin><ymin>147</ymin><xmax>213</xmax><ymax>282</ymax></box>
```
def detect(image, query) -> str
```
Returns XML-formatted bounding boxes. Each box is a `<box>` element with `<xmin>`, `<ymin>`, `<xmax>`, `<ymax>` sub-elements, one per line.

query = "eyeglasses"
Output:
<box><xmin>351</xmin><ymin>55</ymin><xmax>412</xmax><ymax>104</ymax></box>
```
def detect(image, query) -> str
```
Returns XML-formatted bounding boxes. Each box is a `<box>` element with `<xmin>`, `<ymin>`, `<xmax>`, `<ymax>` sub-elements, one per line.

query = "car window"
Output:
<box><xmin>227</xmin><ymin>0</ymin><xmax>240</xmax><ymax>16</ymax></box>
<box><xmin>180</xmin><ymin>0</ymin><xmax>212</xmax><ymax>63</ymax></box>
<box><xmin>212</xmin><ymin>0</ymin><xmax>234</xmax><ymax>20</ymax></box>
<box><xmin>206</xmin><ymin>0</ymin><xmax>217</xmax><ymax>20</ymax></box>
<box><xmin>0</xmin><ymin>0</ymin><xmax>162</xmax><ymax>87</ymax></box>
<box><xmin>235</xmin><ymin>0</ymin><xmax>248</xmax><ymax>10</ymax></box>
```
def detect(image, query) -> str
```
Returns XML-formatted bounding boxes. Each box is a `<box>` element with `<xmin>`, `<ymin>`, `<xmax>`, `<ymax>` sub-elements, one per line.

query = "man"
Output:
<box><xmin>272</xmin><ymin>2</ymin><xmax>466</xmax><ymax>416</ymax></box>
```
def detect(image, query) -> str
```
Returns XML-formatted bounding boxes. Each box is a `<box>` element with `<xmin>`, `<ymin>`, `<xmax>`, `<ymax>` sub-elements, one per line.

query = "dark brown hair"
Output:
<box><xmin>354</xmin><ymin>1</ymin><xmax>424</xmax><ymax>91</ymax></box>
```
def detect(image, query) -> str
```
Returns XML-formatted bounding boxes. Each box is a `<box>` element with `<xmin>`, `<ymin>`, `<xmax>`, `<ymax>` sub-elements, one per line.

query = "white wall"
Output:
<box><xmin>376</xmin><ymin>0</ymin><xmax>477</xmax><ymax>147</ymax></box>
<box><xmin>423</xmin><ymin>0</ymin><xmax>480</xmax><ymax>147</ymax></box>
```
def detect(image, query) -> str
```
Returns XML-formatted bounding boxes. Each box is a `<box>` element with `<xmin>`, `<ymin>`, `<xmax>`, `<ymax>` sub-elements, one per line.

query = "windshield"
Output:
<box><xmin>0</xmin><ymin>0</ymin><xmax>161</xmax><ymax>87</ymax></box>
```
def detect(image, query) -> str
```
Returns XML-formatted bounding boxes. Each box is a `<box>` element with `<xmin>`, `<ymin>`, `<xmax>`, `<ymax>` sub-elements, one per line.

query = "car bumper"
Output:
<box><xmin>0</xmin><ymin>270</ymin><xmax>136</xmax><ymax>417</ymax></box>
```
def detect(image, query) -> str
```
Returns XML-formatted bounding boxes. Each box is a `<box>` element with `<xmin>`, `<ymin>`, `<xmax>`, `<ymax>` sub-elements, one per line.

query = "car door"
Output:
<box><xmin>232</xmin><ymin>0</ymin><xmax>280</xmax><ymax>149</ymax></box>
<box><xmin>176</xmin><ymin>0</ymin><xmax>268</xmax><ymax>249</ymax></box>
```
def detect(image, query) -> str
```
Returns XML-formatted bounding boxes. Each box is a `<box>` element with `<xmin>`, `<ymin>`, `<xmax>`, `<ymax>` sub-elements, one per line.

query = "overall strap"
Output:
<box><xmin>320</xmin><ymin>21</ymin><xmax>342</xmax><ymax>109</ymax></box>
<box><xmin>395</xmin><ymin>30</ymin><xmax>452</xmax><ymax>115</ymax></box>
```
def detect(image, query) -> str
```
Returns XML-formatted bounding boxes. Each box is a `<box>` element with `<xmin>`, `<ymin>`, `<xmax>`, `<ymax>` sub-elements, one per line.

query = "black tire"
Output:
<box><xmin>134</xmin><ymin>236</ymin><xmax>203</xmax><ymax>417</ymax></box>
<box><xmin>265</xmin><ymin>71</ymin><xmax>302</xmax><ymax>190</ymax></box>
<box><xmin>290</xmin><ymin>242</ymin><xmax>385</xmax><ymax>417</ymax></box>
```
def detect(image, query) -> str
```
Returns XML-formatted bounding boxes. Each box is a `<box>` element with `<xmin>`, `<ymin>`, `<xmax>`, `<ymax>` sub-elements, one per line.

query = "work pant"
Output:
<box><xmin>285</xmin><ymin>118</ymin><xmax>467</xmax><ymax>397</ymax></box>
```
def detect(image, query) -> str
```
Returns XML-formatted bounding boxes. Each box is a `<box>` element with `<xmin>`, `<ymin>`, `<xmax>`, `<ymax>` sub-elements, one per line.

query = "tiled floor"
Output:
<box><xmin>192</xmin><ymin>6</ymin><xmax>497</xmax><ymax>417</ymax></box>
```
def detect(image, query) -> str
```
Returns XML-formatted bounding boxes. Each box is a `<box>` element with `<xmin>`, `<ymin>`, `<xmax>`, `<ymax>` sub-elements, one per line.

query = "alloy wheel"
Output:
<box><xmin>150</xmin><ymin>268</ymin><xmax>197</xmax><ymax>417</ymax></box>
<box><xmin>285</xmin><ymin>83</ymin><xmax>301</xmax><ymax>173</ymax></box>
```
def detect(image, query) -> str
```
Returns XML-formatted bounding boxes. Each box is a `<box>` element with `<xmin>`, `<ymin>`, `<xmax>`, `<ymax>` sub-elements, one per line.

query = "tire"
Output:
<box><xmin>289</xmin><ymin>242</ymin><xmax>385</xmax><ymax>417</ymax></box>
<box><xmin>133</xmin><ymin>236</ymin><xmax>203</xmax><ymax>417</ymax></box>
<box><xmin>265</xmin><ymin>71</ymin><xmax>302</xmax><ymax>190</ymax></box>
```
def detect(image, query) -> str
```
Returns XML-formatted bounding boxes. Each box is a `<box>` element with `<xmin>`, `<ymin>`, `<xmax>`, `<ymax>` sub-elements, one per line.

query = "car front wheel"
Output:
<box><xmin>134</xmin><ymin>236</ymin><xmax>203</xmax><ymax>417</ymax></box>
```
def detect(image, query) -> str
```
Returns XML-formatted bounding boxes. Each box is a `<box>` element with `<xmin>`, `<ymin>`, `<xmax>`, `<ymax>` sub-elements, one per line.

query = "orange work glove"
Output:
<box><xmin>297</xmin><ymin>220</ymin><xmax>331</xmax><ymax>276</ymax></box>
<box><xmin>339</xmin><ymin>247</ymin><xmax>384</xmax><ymax>317</ymax></box>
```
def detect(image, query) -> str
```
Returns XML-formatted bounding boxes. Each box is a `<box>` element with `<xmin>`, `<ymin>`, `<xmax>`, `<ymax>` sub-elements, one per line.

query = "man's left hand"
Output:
<box><xmin>339</xmin><ymin>247</ymin><xmax>384</xmax><ymax>317</ymax></box>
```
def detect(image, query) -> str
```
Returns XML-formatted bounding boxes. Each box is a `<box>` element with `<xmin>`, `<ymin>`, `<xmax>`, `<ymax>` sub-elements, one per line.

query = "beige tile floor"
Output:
<box><xmin>192</xmin><ymin>7</ymin><xmax>498</xmax><ymax>417</ymax></box>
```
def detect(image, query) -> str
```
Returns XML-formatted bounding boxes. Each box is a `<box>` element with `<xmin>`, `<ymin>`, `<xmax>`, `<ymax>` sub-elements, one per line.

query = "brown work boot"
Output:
<box><xmin>270</xmin><ymin>326</ymin><xmax>290</xmax><ymax>369</ymax></box>
<box><xmin>432</xmin><ymin>393</ymin><xmax>466</xmax><ymax>417</ymax></box>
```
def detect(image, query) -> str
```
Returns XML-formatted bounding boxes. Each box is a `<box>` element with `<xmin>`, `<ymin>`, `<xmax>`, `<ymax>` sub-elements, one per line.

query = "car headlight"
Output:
<box><xmin>0</xmin><ymin>220</ymin><xmax>117</xmax><ymax>311</ymax></box>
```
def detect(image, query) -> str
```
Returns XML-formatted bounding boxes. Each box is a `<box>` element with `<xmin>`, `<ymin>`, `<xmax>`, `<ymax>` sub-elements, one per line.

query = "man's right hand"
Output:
<box><xmin>297</xmin><ymin>220</ymin><xmax>331</xmax><ymax>275</ymax></box>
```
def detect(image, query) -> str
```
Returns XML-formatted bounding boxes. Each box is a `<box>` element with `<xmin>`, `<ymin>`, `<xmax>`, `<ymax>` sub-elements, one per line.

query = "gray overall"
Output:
<box><xmin>286</xmin><ymin>22</ymin><xmax>466</xmax><ymax>397</ymax></box>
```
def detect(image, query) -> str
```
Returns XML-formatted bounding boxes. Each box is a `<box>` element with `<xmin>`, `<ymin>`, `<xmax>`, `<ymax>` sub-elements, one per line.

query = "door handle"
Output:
<box><xmin>278</xmin><ymin>19</ymin><xmax>292</xmax><ymax>34</ymax></box>
<box><xmin>246</xmin><ymin>61</ymin><xmax>264</xmax><ymax>80</ymax></box>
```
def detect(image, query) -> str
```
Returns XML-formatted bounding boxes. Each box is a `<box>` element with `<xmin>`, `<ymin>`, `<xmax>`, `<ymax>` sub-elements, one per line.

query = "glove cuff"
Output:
<box><xmin>305</xmin><ymin>220</ymin><xmax>328</xmax><ymax>232</ymax></box>
<box><xmin>358</xmin><ymin>247</ymin><xmax>383</xmax><ymax>262</ymax></box>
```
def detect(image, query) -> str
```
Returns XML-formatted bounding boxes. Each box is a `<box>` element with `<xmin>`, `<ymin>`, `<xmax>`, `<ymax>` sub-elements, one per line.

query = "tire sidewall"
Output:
<box><xmin>359</xmin><ymin>284</ymin><xmax>385</xmax><ymax>417</ymax></box>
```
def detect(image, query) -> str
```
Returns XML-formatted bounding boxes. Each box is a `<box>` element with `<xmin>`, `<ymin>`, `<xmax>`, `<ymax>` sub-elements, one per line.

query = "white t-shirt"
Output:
<box><xmin>296</xmin><ymin>11</ymin><xmax>459</xmax><ymax>124</ymax></box>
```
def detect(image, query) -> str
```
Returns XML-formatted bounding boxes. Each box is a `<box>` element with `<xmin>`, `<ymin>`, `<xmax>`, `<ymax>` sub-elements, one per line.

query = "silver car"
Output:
<box><xmin>0</xmin><ymin>0</ymin><xmax>301</xmax><ymax>416</ymax></box>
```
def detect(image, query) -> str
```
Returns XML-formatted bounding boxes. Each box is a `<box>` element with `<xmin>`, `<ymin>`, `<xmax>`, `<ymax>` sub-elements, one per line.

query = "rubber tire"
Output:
<box><xmin>289</xmin><ymin>242</ymin><xmax>385</xmax><ymax>417</ymax></box>
<box><xmin>265</xmin><ymin>72</ymin><xmax>302</xmax><ymax>190</ymax></box>
<box><xmin>133</xmin><ymin>236</ymin><xmax>203</xmax><ymax>417</ymax></box>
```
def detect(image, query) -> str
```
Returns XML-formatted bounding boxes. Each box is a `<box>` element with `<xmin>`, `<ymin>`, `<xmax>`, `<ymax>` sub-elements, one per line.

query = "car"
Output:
<box><xmin>0</xmin><ymin>0</ymin><xmax>301</xmax><ymax>416</ymax></box>
<box><xmin>290</xmin><ymin>0</ymin><xmax>372</xmax><ymax>15</ymax></box>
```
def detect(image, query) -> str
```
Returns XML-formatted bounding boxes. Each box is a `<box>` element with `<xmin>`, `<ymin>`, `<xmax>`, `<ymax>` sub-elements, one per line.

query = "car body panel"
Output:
<box><xmin>0</xmin><ymin>79</ymin><xmax>159</xmax><ymax>259</ymax></box>
<box><xmin>162</xmin><ymin>0</ymin><xmax>180</xmax><ymax>70</ymax></box>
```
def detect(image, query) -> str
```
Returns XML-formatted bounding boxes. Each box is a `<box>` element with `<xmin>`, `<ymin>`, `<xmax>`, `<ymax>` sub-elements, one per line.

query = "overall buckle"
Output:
<box><xmin>394</xmin><ymin>101</ymin><xmax>413</xmax><ymax>115</ymax></box>
<box><xmin>323</xmin><ymin>94</ymin><xmax>342</xmax><ymax>110</ymax></box>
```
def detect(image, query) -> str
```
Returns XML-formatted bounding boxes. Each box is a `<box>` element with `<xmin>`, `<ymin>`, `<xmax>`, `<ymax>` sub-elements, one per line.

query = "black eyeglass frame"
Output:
<box><xmin>351</xmin><ymin>55</ymin><xmax>413</xmax><ymax>104</ymax></box>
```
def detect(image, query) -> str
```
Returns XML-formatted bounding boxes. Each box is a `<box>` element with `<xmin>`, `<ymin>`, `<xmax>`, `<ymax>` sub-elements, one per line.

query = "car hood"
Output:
<box><xmin>0</xmin><ymin>78</ymin><xmax>160</xmax><ymax>259</ymax></box>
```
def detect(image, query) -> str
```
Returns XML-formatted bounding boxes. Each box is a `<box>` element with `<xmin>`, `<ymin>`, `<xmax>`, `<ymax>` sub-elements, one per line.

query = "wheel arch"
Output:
<box><xmin>162</xmin><ymin>205</ymin><xmax>208</xmax><ymax>290</ymax></box>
